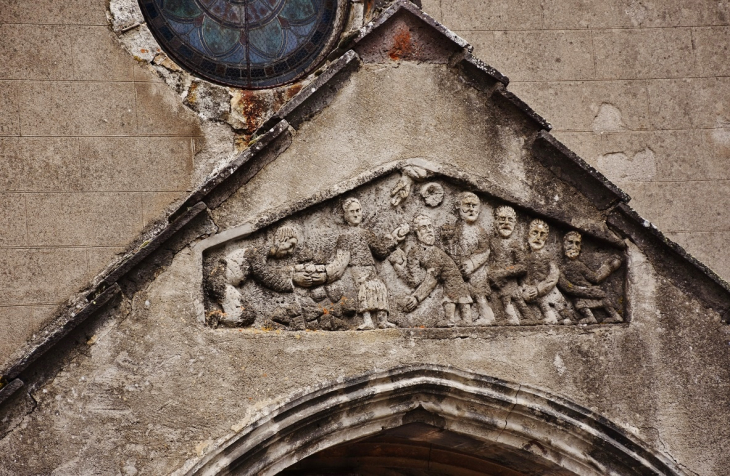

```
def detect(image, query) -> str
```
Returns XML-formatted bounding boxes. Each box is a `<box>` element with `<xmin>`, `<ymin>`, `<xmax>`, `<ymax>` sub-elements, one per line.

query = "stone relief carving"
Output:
<box><xmin>204</xmin><ymin>167</ymin><xmax>626</xmax><ymax>330</ymax></box>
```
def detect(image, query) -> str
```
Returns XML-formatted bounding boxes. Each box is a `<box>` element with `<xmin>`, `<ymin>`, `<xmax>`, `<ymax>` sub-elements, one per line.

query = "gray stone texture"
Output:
<box><xmin>0</xmin><ymin>0</ymin><xmax>202</xmax><ymax>365</ymax></box>
<box><xmin>423</xmin><ymin>2</ymin><xmax>730</xmax><ymax>296</ymax></box>
<box><xmin>0</xmin><ymin>2</ymin><xmax>728</xmax><ymax>474</ymax></box>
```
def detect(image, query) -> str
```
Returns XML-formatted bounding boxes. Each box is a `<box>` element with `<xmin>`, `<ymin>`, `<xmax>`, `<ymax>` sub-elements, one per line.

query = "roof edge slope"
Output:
<box><xmin>1</xmin><ymin>0</ymin><xmax>728</xmax><ymax>410</ymax></box>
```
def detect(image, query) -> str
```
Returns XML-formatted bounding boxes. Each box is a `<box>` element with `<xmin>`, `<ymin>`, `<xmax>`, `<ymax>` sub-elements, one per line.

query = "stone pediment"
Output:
<box><xmin>199</xmin><ymin>159</ymin><xmax>628</xmax><ymax>331</ymax></box>
<box><xmin>2</xmin><ymin>0</ymin><xmax>729</xmax><ymax>412</ymax></box>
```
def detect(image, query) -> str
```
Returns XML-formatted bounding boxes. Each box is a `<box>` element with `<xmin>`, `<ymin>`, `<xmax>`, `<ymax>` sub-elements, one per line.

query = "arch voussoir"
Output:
<box><xmin>186</xmin><ymin>365</ymin><xmax>685</xmax><ymax>476</ymax></box>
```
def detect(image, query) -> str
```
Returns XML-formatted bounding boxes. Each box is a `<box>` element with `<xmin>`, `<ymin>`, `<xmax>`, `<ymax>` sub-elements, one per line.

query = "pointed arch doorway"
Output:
<box><xmin>186</xmin><ymin>365</ymin><xmax>684</xmax><ymax>476</ymax></box>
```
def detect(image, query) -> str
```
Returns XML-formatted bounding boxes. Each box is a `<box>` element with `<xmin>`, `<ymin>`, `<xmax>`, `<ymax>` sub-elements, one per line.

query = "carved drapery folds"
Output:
<box><xmin>203</xmin><ymin>165</ymin><xmax>626</xmax><ymax>330</ymax></box>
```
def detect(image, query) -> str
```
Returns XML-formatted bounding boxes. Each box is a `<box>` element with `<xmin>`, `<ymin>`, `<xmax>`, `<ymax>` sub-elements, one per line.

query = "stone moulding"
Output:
<box><xmin>183</xmin><ymin>365</ymin><xmax>686</xmax><ymax>475</ymax></box>
<box><xmin>199</xmin><ymin>159</ymin><xmax>630</xmax><ymax>330</ymax></box>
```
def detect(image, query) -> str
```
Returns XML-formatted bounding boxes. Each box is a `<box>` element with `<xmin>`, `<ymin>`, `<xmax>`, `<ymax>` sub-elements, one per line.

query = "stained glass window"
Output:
<box><xmin>139</xmin><ymin>0</ymin><xmax>345</xmax><ymax>89</ymax></box>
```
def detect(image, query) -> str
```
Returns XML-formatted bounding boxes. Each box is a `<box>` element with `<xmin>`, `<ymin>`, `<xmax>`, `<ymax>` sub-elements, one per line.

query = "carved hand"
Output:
<box><xmin>390</xmin><ymin>176</ymin><xmax>413</xmax><ymax>206</ymax></box>
<box><xmin>388</xmin><ymin>248</ymin><xmax>407</xmax><ymax>266</ymax></box>
<box><xmin>522</xmin><ymin>285</ymin><xmax>538</xmax><ymax>301</ymax></box>
<box><xmin>460</xmin><ymin>259</ymin><xmax>475</xmax><ymax>276</ymax></box>
<box><xmin>403</xmin><ymin>295</ymin><xmax>419</xmax><ymax>312</ymax></box>
<box><xmin>608</xmin><ymin>257</ymin><xmax>622</xmax><ymax>271</ymax></box>
<box><xmin>392</xmin><ymin>224</ymin><xmax>410</xmax><ymax>241</ymax></box>
<box><xmin>309</xmin><ymin>271</ymin><xmax>327</xmax><ymax>286</ymax></box>
<box><xmin>292</xmin><ymin>271</ymin><xmax>313</xmax><ymax>288</ymax></box>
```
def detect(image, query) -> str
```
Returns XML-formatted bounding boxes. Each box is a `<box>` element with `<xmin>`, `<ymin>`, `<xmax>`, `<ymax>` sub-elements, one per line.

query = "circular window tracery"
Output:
<box><xmin>139</xmin><ymin>0</ymin><xmax>347</xmax><ymax>89</ymax></box>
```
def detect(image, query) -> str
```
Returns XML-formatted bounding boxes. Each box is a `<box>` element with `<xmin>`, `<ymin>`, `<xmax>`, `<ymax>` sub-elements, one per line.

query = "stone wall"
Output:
<box><xmin>421</xmin><ymin>0</ymin><xmax>730</xmax><ymax>279</ymax></box>
<box><xmin>1</xmin><ymin>0</ymin><xmax>728</xmax><ymax>371</ymax></box>
<box><xmin>0</xmin><ymin>0</ymin><xmax>202</xmax><ymax>362</ymax></box>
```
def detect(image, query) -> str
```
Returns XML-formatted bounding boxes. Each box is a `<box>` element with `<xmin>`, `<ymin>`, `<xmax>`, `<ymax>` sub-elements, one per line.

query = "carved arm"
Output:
<box><xmin>535</xmin><ymin>262</ymin><xmax>560</xmax><ymax>297</ymax></box>
<box><xmin>325</xmin><ymin>249</ymin><xmax>350</xmax><ymax>283</ymax></box>
<box><xmin>558</xmin><ymin>274</ymin><xmax>607</xmax><ymax>299</ymax></box>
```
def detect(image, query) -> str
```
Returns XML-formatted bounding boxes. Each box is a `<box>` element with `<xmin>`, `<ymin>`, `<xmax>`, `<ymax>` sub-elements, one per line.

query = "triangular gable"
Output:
<box><xmin>1</xmin><ymin>0</ymin><xmax>728</xmax><ymax>406</ymax></box>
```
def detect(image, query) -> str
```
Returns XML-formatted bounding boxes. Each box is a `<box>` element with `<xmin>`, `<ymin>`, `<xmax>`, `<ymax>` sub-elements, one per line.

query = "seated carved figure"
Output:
<box><xmin>488</xmin><ymin>205</ymin><xmax>530</xmax><ymax>325</ymax></box>
<box><xmin>520</xmin><ymin>219</ymin><xmax>575</xmax><ymax>324</ymax></box>
<box><xmin>205</xmin><ymin>225</ymin><xmax>303</xmax><ymax>327</ymax></box>
<box><xmin>206</xmin><ymin>225</ymin><xmax>330</xmax><ymax>330</ymax></box>
<box><xmin>391</xmin><ymin>214</ymin><xmax>473</xmax><ymax>327</ymax></box>
<box><xmin>441</xmin><ymin>192</ymin><xmax>495</xmax><ymax>326</ymax></box>
<box><xmin>558</xmin><ymin>231</ymin><xmax>623</xmax><ymax>324</ymax></box>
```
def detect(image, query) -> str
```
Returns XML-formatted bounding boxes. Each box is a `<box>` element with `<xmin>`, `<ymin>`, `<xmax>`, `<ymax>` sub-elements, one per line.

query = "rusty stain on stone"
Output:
<box><xmin>389</xmin><ymin>26</ymin><xmax>414</xmax><ymax>60</ymax></box>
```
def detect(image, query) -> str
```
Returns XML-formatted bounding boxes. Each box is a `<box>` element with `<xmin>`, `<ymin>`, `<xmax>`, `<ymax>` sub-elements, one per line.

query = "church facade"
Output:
<box><xmin>1</xmin><ymin>1</ymin><xmax>729</xmax><ymax>474</ymax></box>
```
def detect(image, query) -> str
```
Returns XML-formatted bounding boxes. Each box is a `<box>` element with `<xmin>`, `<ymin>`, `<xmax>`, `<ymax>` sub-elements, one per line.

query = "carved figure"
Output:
<box><xmin>206</xmin><ymin>225</ymin><xmax>312</xmax><ymax>328</ymax></box>
<box><xmin>205</xmin><ymin>249</ymin><xmax>255</xmax><ymax>328</ymax></box>
<box><xmin>325</xmin><ymin>198</ymin><xmax>409</xmax><ymax>330</ymax></box>
<box><xmin>558</xmin><ymin>231</ymin><xmax>623</xmax><ymax>324</ymax></box>
<box><xmin>488</xmin><ymin>206</ymin><xmax>531</xmax><ymax>325</ymax></box>
<box><xmin>420</xmin><ymin>182</ymin><xmax>444</xmax><ymax>207</ymax></box>
<box><xmin>441</xmin><ymin>192</ymin><xmax>495</xmax><ymax>325</ymax></box>
<box><xmin>392</xmin><ymin>214</ymin><xmax>473</xmax><ymax>327</ymax></box>
<box><xmin>520</xmin><ymin>219</ymin><xmax>575</xmax><ymax>324</ymax></box>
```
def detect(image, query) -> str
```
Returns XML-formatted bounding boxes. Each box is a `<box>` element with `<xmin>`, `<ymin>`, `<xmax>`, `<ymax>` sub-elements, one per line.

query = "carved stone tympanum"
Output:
<box><xmin>202</xmin><ymin>162</ymin><xmax>626</xmax><ymax>331</ymax></box>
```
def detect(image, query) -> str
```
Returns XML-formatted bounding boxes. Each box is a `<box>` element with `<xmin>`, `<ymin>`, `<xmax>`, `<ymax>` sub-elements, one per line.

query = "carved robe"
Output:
<box><xmin>326</xmin><ymin>226</ymin><xmax>398</xmax><ymax>313</ymax></box>
<box><xmin>489</xmin><ymin>237</ymin><xmax>527</xmax><ymax>297</ymax></box>
<box><xmin>558</xmin><ymin>259</ymin><xmax>613</xmax><ymax>310</ymax></box>
<box><xmin>442</xmin><ymin>221</ymin><xmax>491</xmax><ymax>297</ymax></box>
<box><xmin>521</xmin><ymin>249</ymin><xmax>570</xmax><ymax>322</ymax></box>
<box><xmin>404</xmin><ymin>243</ymin><xmax>472</xmax><ymax>305</ymax></box>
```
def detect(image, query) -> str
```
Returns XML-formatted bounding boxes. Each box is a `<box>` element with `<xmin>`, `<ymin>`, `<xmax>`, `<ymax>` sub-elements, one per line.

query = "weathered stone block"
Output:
<box><xmin>0</xmin><ymin>248</ymin><xmax>88</xmax><ymax>305</ymax></box>
<box><xmin>0</xmin><ymin>81</ymin><xmax>19</xmax><ymax>136</ymax></box>
<box><xmin>0</xmin><ymin>193</ymin><xmax>26</xmax><ymax>246</ymax></box>
<box><xmin>593</xmin><ymin>28</ymin><xmax>694</xmax><ymax>79</ymax></box>
<box><xmin>79</xmin><ymin>137</ymin><xmax>192</xmax><ymax>191</ymax></box>
<box><xmin>551</xmin><ymin>131</ymin><xmax>603</xmax><ymax>164</ymax></box>
<box><xmin>648</xmin><ymin>78</ymin><xmax>699</xmax><ymax>130</ymax></box>
<box><xmin>26</xmin><ymin>193</ymin><xmax>142</xmax><ymax>247</ymax></box>
<box><xmin>666</xmin><ymin>231</ymin><xmax>730</xmax><ymax>281</ymax></box>
<box><xmin>19</xmin><ymin>82</ymin><xmax>137</xmax><ymax>136</ymax></box>
<box><xmin>443</xmin><ymin>0</ymin><xmax>542</xmax><ymax>31</ymax></box>
<box><xmin>510</xmin><ymin>80</ymin><xmax>650</xmax><ymax>132</ymax></box>
<box><xmin>0</xmin><ymin>307</ymin><xmax>34</xmax><ymax>364</ymax></box>
<box><xmin>599</xmin><ymin>130</ymin><xmax>730</xmax><ymax>181</ymax></box>
<box><xmin>87</xmin><ymin>247</ymin><xmax>126</xmax><ymax>277</ymax></box>
<box><xmin>133</xmin><ymin>62</ymin><xmax>165</xmax><ymax>83</ymax></box>
<box><xmin>545</xmin><ymin>0</ymin><xmax>730</xmax><ymax>28</ymax></box>
<box><xmin>693</xmin><ymin>26</ymin><xmax>730</xmax><ymax>77</ymax></box>
<box><xmin>142</xmin><ymin>192</ymin><xmax>184</xmax><ymax>226</ymax></box>
<box><xmin>0</xmin><ymin>24</ymin><xmax>75</xmax><ymax>80</ymax></box>
<box><xmin>618</xmin><ymin>180</ymin><xmax>730</xmax><ymax>232</ymax></box>
<box><xmin>0</xmin><ymin>137</ymin><xmax>82</xmax><ymax>191</ymax></box>
<box><xmin>73</xmin><ymin>26</ymin><xmax>135</xmax><ymax>82</ymax></box>
<box><xmin>0</xmin><ymin>0</ymin><xmax>107</xmax><ymax>25</ymax></box>
<box><xmin>648</xmin><ymin>77</ymin><xmax>730</xmax><ymax>130</ymax></box>
<box><xmin>542</xmin><ymin>0</ymin><xmax>635</xmax><ymax>29</ymax></box>
<box><xmin>693</xmin><ymin>77</ymin><xmax>730</xmax><ymax>128</ymax></box>
<box><xmin>467</xmin><ymin>30</ymin><xmax>594</xmax><ymax>81</ymax></box>
<box><xmin>135</xmin><ymin>82</ymin><xmax>202</xmax><ymax>136</ymax></box>
<box><xmin>419</xmin><ymin>0</ymin><xmax>442</xmax><ymax>21</ymax></box>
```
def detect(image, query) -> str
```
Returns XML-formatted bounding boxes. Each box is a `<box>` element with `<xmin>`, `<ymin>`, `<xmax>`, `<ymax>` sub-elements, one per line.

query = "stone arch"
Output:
<box><xmin>186</xmin><ymin>365</ymin><xmax>684</xmax><ymax>475</ymax></box>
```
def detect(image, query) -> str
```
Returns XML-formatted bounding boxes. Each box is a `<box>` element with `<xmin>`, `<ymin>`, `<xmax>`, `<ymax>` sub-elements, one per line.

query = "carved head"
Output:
<box><xmin>494</xmin><ymin>205</ymin><xmax>517</xmax><ymax>238</ymax></box>
<box><xmin>527</xmin><ymin>219</ymin><xmax>549</xmax><ymax>251</ymax></box>
<box><xmin>413</xmin><ymin>214</ymin><xmax>436</xmax><ymax>246</ymax></box>
<box><xmin>564</xmin><ymin>231</ymin><xmax>582</xmax><ymax>260</ymax></box>
<box><xmin>342</xmin><ymin>198</ymin><xmax>362</xmax><ymax>226</ymax></box>
<box><xmin>271</xmin><ymin>225</ymin><xmax>298</xmax><ymax>258</ymax></box>
<box><xmin>458</xmin><ymin>192</ymin><xmax>480</xmax><ymax>223</ymax></box>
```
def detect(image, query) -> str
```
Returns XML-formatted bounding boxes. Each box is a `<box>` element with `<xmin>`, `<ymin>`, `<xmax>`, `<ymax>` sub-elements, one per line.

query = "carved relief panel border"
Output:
<box><xmin>201</xmin><ymin>161</ymin><xmax>627</xmax><ymax>331</ymax></box>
